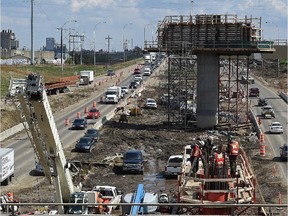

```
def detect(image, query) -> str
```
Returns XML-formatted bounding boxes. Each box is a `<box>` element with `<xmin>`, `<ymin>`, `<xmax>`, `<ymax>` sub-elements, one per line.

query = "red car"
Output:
<box><xmin>133</xmin><ymin>68</ymin><xmax>141</xmax><ymax>75</ymax></box>
<box><xmin>87</xmin><ymin>108</ymin><xmax>101</xmax><ymax>119</ymax></box>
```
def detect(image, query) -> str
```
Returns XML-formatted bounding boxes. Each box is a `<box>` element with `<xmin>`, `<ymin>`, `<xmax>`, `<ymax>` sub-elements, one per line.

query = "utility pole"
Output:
<box><xmin>105</xmin><ymin>35</ymin><xmax>112</xmax><ymax>65</ymax></box>
<box><xmin>30</xmin><ymin>0</ymin><xmax>34</xmax><ymax>65</ymax></box>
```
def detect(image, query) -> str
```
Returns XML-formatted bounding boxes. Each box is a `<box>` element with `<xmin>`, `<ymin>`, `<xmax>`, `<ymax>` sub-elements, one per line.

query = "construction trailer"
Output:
<box><xmin>145</xmin><ymin>14</ymin><xmax>274</xmax><ymax>130</ymax></box>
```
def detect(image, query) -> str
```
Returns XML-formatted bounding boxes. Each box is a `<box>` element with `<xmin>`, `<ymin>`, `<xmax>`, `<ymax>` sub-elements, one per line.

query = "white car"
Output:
<box><xmin>121</xmin><ymin>86</ymin><xmax>128</xmax><ymax>94</ymax></box>
<box><xmin>269</xmin><ymin>122</ymin><xmax>283</xmax><ymax>134</ymax></box>
<box><xmin>145</xmin><ymin>98</ymin><xmax>157</xmax><ymax>109</ymax></box>
<box><xmin>143</xmin><ymin>67</ymin><xmax>151</xmax><ymax>76</ymax></box>
<box><xmin>134</xmin><ymin>74</ymin><xmax>143</xmax><ymax>81</ymax></box>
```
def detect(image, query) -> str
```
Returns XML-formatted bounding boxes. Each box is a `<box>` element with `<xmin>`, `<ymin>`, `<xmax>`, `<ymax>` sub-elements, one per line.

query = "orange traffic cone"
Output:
<box><xmin>93</xmin><ymin>101</ymin><xmax>97</xmax><ymax>108</ymax></box>
<box><xmin>65</xmin><ymin>118</ymin><xmax>70</xmax><ymax>126</ymax></box>
<box><xmin>77</xmin><ymin>112</ymin><xmax>80</xmax><ymax>119</ymax></box>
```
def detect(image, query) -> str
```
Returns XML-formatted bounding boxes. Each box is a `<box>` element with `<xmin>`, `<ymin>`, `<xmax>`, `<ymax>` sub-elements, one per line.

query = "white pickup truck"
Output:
<box><xmin>164</xmin><ymin>155</ymin><xmax>183</xmax><ymax>179</ymax></box>
<box><xmin>92</xmin><ymin>185</ymin><xmax>122</xmax><ymax>214</ymax></box>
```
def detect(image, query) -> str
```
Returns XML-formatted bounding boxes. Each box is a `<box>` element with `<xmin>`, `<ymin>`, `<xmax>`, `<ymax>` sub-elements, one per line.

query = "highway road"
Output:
<box><xmin>0</xmin><ymin>62</ymin><xmax>161</xmax><ymax>189</ymax></box>
<box><xmin>249</xmin><ymin>79</ymin><xmax>287</xmax><ymax>183</ymax></box>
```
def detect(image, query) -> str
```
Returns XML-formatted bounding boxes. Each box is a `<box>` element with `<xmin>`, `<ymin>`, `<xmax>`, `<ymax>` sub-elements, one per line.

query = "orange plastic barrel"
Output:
<box><xmin>260</xmin><ymin>144</ymin><xmax>266</xmax><ymax>157</ymax></box>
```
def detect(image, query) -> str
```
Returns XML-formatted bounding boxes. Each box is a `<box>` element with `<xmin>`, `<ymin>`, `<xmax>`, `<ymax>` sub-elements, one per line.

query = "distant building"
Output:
<box><xmin>45</xmin><ymin>37</ymin><xmax>56</xmax><ymax>51</ymax></box>
<box><xmin>1</xmin><ymin>29</ymin><xmax>19</xmax><ymax>49</ymax></box>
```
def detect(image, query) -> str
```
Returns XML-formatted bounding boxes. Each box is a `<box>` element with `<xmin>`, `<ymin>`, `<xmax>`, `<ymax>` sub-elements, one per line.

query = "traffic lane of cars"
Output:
<box><xmin>249</xmin><ymin>81</ymin><xmax>287</xmax><ymax>180</ymax></box>
<box><xmin>1</xmin><ymin>65</ymin><xmax>140</xmax><ymax>184</ymax></box>
<box><xmin>3</xmin><ymin>62</ymin><xmax>161</xmax><ymax>185</ymax></box>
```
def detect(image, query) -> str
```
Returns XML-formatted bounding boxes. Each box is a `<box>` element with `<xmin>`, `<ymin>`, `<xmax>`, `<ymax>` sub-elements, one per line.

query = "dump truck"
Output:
<box><xmin>0</xmin><ymin>148</ymin><xmax>14</xmax><ymax>185</ymax></box>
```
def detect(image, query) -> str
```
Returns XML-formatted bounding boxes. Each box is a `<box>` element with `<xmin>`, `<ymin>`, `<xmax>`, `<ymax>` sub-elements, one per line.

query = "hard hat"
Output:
<box><xmin>198</xmin><ymin>140</ymin><xmax>205</xmax><ymax>147</ymax></box>
<box><xmin>207</xmin><ymin>136</ymin><xmax>213</xmax><ymax>142</ymax></box>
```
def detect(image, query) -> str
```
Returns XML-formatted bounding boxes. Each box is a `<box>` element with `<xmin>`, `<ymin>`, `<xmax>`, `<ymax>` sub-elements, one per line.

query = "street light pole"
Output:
<box><xmin>93</xmin><ymin>21</ymin><xmax>106</xmax><ymax>67</ymax></box>
<box><xmin>265</xmin><ymin>21</ymin><xmax>279</xmax><ymax>45</ymax></box>
<box><xmin>144</xmin><ymin>24</ymin><xmax>150</xmax><ymax>49</ymax></box>
<box><xmin>59</xmin><ymin>20</ymin><xmax>77</xmax><ymax>72</ymax></box>
<box><xmin>123</xmin><ymin>23</ymin><xmax>132</xmax><ymax>63</ymax></box>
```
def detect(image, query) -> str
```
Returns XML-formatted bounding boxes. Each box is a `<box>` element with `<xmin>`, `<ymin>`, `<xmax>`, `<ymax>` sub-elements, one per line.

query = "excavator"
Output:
<box><xmin>9</xmin><ymin>73</ymin><xmax>96</xmax><ymax>214</ymax></box>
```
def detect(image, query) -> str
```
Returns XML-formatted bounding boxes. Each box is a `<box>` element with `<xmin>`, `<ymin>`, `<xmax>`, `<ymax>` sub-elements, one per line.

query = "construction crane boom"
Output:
<box><xmin>10</xmin><ymin>74</ymin><xmax>80</xmax><ymax>214</ymax></box>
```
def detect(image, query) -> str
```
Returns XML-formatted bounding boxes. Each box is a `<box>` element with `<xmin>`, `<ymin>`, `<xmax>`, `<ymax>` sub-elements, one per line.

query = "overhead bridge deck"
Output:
<box><xmin>145</xmin><ymin>14</ymin><xmax>275</xmax><ymax>54</ymax></box>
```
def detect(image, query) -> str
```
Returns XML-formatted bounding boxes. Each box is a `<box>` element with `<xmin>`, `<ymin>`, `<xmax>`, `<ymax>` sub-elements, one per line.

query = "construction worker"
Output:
<box><xmin>214</xmin><ymin>146</ymin><xmax>225</xmax><ymax>177</ymax></box>
<box><xmin>227</xmin><ymin>140</ymin><xmax>239</xmax><ymax>178</ymax></box>
<box><xmin>96</xmin><ymin>192</ymin><xmax>104</xmax><ymax>214</ymax></box>
<box><xmin>189</xmin><ymin>142</ymin><xmax>203</xmax><ymax>176</ymax></box>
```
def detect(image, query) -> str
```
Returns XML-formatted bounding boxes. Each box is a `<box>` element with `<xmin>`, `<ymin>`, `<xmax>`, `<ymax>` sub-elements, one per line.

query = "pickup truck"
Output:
<box><xmin>164</xmin><ymin>155</ymin><xmax>183</xmax><ymax>178</ymax></box>
<box><xmin>92</xmin><ymin>186</ymin><xmax>122</xmax><ymax>214</ymax></box>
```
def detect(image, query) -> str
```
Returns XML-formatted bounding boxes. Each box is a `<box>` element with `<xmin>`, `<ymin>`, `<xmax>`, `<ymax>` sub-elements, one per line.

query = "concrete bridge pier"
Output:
<box><xmin>196</xmin><ymin>54</ymin><xmax>219</xmax><ymax>129</ymax></box>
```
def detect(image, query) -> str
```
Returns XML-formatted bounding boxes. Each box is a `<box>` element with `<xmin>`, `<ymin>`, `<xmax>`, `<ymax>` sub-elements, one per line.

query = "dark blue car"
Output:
<box><xmin>84</xmin><ymin>128</ymin><xmax>100</xmax><ymax>141</ymax></box>
<box><xmin>122</xmin><ymin>150</ymin><xmax>144</xmax><ymax>174</ymax></box>
<box><xmin>72</xmin><ymin>118</ymin><xmax>87</xmax><ymax>130</ymax></box>
<box><xmin>75</xmin><ymin>137</ymin><xmax>95</xmax><ymax>152</ymax></box>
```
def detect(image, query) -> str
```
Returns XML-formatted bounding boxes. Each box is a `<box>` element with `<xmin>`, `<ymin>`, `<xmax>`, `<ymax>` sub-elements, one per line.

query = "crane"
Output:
<box><xmin>10</xmin><ymin>74</ymin><xmax>82</xmax><ymax>214</ymax></box>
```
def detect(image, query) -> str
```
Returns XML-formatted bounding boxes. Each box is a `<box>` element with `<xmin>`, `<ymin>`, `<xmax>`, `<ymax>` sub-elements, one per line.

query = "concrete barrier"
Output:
<box><xmin>279</xmin><ymin>92</ymin><xmax>288</xmax><ymax>103</ymax></box>
<box><xmin>0</xmin><ymin>122</ymin><xmax>27</xmax><ymax>142</ymax></box>
<box><xmin>249</xmin><ymin>108</ymin><xmax>261</xmax><ymax>138</ymax></box>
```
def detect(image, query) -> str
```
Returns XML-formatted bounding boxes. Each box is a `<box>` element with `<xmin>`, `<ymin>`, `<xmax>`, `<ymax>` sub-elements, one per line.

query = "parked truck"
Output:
<box><xmin>103</xmin><ymin>86</ymin><xmax>123</xmax><ymax>104</ymax></box>
<box><xmin>0</xmin><ymin>148</ymin><xmax>14</xmax><ymax>185</ymax></box>
<box><xmin>92</xmin><ymin>186</ymin><xmax>122</xmax><ymax>214</ymax></box>
<box><xmin>80</xmin><ymin>70</ymin><xmax>94</xmax><ymax>85</ymax></box>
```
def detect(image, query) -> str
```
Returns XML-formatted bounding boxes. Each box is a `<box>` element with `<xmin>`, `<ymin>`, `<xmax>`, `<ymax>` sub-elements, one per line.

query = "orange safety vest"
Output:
<box><xmin>229</xmin><ymin>141</ymin><xmax>239</xmax><ymax>155</ymax></box>
<box><xmin>192</xmin><ymin>145</ymin><xmax>201</xmax><ymax>158</ymax></box>
<box><xmin>215</xmin><ymin>153</ymin><xmax>224</xmax><ymax>168</ymax></box>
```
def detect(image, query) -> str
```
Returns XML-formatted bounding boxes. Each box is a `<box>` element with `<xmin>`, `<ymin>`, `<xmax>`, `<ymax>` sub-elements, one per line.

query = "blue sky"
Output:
<box><xmin>1</xmin><ymin>0</ymin><xmax>287</xmax><ymax>52</ymax></box>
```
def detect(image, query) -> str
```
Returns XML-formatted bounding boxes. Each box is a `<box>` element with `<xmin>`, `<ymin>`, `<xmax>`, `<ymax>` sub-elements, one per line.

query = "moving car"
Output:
<box><xmin>280</xmin><ymin>144</ymin><xmax>288</xmax><ymax>161</ymax></box>
<box><xmin>72</xmin><ymin>118</ymin><xmax>87</xmax><ymax>130</ymax></box>
<box><xmin>134</xmin><ymin>74</ymin><xmax>143</xmax><ymax>81</ymax></box>
<box><xmin>269</xmin><ymin>122</ymin><xmax>283</xmax><ymax>134</ymax></box>
<box><xmin>258</xmin><ymin>98</ymin><xmax>268</xmax><ymax>106</ymax></box>
<box><xmin>129</xmin><ymin>81</ymin><xmax>138</xmax><ymax>89</ymax></box>
<box><xmin>86</xmin><ymin>108</ymin><xmax>101</xmax><ymax>119</ymax></box>
<box><xmin>107</xmin><ymin>69</ymin><xmax>115</xmax><ymax>76</ymax></box>
<box><xmin>145</xmin><ymin>98</ymin><xmax>157</xmax><ymax>109</ymax></box>
<box><xmin>133</xmin><ymin>68</ymin><xmax>141</xmax><ymax>75</ymax></box>
<box><xmin>121</xmin><ymin>86</ymin><xmax>129</xmax><ymax>94</ymax></box>
<box><xmin>165</xmin><ymin>155</ymin><xmax>183</xmax><ymax>178</ymax></box>
<box><xmin>143</xmin><ymin>67</ymin><xmax>151</xmax><ymax>76</ymax></box>
<box><xmin>75</xmin><ymin>137</ymin><xmax>95</xmax><ymax>152</ymax></box>
<box><xmin>261</xmin><ymin>105</ymin><xmax>275</xmax><ymax>118</ymax></box>
<box><xmin>241</xmin><ymin>75</ymin><xmax>255</xmax><ymax>84</ymax></box>
<box><xmin>122</xmin><ymin>150</ymin><xmax>144</xmax><ymax>174</ymax></box>
<box><xmin>84</xmin><ymin>128</ymin><xmax>100</xmax><ymax>141</ymax></box>
<box><xmin>249</xmin><ymin>88</ymin><xmax>259</xmax><ymax>97</ymax></box>
<box><xmin>34</xmin><ymin>162</ymin><xmax>55</xmax><ymax>176</ymax></box>
<box><xmin>133</xmin><ymin>77</ymin><xmax>142</xmax><ymax>85</ymax></box>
